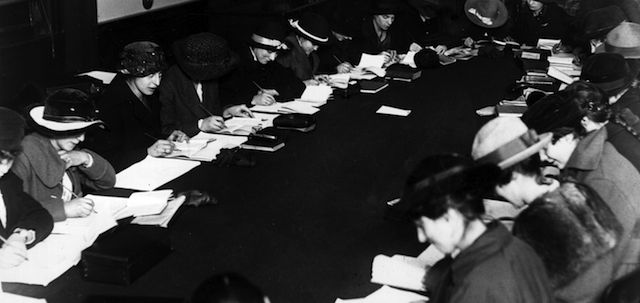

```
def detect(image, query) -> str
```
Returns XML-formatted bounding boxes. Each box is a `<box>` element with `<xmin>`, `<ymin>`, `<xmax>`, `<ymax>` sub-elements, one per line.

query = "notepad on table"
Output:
<box><xmin>299</xmin><ymin>85</ymin><xmax>333</xmax><ymax>104</ymax></box>
<box><xmin>115</xmin><ymin>156</ymin><xmax>200</xmax><ymax>191</ymax></box>
<box><xmin>357</xmin><ymin>53</ymin><xmax>386</xmax><ymax>68</ymax></box>
<box><xmin>188</xmin><ymin>132</ymin><xmax>248</xmax><ymax>161</ymax></box>
<box><xmin>360</xmin><ymin>80</ymin><xmax>389</xmax><ymax>94</ymax></box>
<box><xmin>131</xmin><ymin>195</ymin><xmax>186</xmax><ymax>227</ymax></box>
<box><xmin>371</xmin><ymin>254</ymin><xmax>430</xmax><ymax>292</ymax></box>
<box><xmin>376</xmin><ymin>105</ymin><xmax>411</xmax><ymax>116</ymax></box>
<box><xmin>126</xmin><ymin>189</ymin><xmax>172</xmax><ymax>217</ymax></box>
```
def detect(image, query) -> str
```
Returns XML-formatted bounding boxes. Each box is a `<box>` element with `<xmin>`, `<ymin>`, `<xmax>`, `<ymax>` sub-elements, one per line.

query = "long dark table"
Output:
<box><xmin>6</xmin><ymin>55</ymin><xmax>522</xmax><ymax>303</ymax></box>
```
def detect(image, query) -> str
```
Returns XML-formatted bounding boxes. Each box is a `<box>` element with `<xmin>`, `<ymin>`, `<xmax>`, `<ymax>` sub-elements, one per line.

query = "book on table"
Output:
<box><xmin>496</xmin><ymin>99</ymin><xmax>528</xmax><ymax>117</ymax></box>
<box><xmin>385</xmin><ymin>64</ymin><xmax>422</xmax><ymax>82</ymax></box>
<box><xmin>360</xmin><ymin>79</ymin><xmax>389</xmax><ymax>94</ymax></box>
<box><xmin>240</xmin><ymin>135</ymin><xmax>285</xmax><ymax>152</ymax></box>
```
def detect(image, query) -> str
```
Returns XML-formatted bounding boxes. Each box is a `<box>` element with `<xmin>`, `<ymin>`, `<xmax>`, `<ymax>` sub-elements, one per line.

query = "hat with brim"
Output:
<box><xmin>173</xmin><ymin>32</ymin><xmax>240</xmax><ymax>82</ymax></box>
<box><xmin>581</xmin><ymin>52</ymin><xmax>634</xmax><ymax>93</ymax></box>
<box><xmin>603</xmin><ymin>22</ymin><xmax>640</xmax><ymax>59</ymax></box>
<box><xmin>472</xmin><ymin>117</ymin><xmax>552</xmax><ymax>169</ymax></box>
<box><xmin>249</xmin><ymin>21</ymin><xmax>290</xmax><ymax>52</ymax></box>
<box><xmin>289</xmin><ymin>13</ymin><xmax>331</xmax><ymax>45</ymax></box>
<box><xmin>521</xmin><ymin>92</ymin><xmax>584</xmax><ymax>134</ymax></box>
<box><xmin>465</xmin><ymin>0</ymin><xmax>508</xmax><ymax>29</ymax></box>
<box><xmin>29</xmin><ymin>89</ymin><xmax>103</xmax><ymax>137</ymax></box>
<box><xmin>371</xmin><ymin>0</ymin><xmax>399</xmax><ymax>15</ymax></box>
<box><xmin>581</xmin><ymin>6</ymin><xmax>625</xmax><ymax>40</ymax></box>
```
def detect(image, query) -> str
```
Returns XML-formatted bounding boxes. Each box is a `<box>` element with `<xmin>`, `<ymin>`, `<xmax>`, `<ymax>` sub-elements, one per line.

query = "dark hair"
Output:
<box><xmin>402</xmin><ymin>154</ymin><xmax>499</xmax><ymax>221</ymax></box>
<box><xmin>565</xmin><ymin>81</ymin><xmax>610</xmax><ymax>124</ymax></box>
<box><xmin>191</xmin><ymin>273</ymin><xmax>265</xmax><ymax>303</ymax></box>
<box><xmin>494</xmin><ymin>153</ymin><xmax>542</xmax><ymax>186</ymax></box>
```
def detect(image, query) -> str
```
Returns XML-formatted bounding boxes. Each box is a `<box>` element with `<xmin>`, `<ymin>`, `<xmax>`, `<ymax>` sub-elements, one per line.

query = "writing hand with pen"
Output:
<box><xmin>336</xmin><ymin>62</ymin><xmax>354</xmax><ymax>74</ymax></box>
<box><xmin>58</xmin><ymin>150</ymin><xmax>92</xmax><ymax>170</ymax></box>
<box><xmin>251</xmin><ymin>89</ymin><xmax>280</xmax><ymax>106</ymax></box>
<box><xmin>146</xmin><ymin>130</ymin><xmax>190</xmax><ymax>157</ymax></box>
<box><xmin>0</xmin><ymin>231</ymin><xmax>29</xmax><ymax>268</ymax></box>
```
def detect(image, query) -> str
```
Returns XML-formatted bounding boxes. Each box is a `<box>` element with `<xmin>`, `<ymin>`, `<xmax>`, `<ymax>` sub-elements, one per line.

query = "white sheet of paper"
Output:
<box><xmin>371</xmin><ymin>255</ymin><xmax>428</xmax><ymax>292</ymax></box>
<box><xmin>115</xmin><ymin>156</ymin><xmax>200</xmax><ymax>191</ymax></box>
<box><xmin>0</xmin><ymin>292</ymin><xmax>47</xmax><ymax>303</ymax></box>
<box><xmin>77</xmin><ymin>71</ymin><xmax>117</xmax><ymax>84</ymax></box>
<box><xmin>537</xmin><ymin>38</ymin><xmax>560</xmax><ymax>50</ymax></box>
<box><xmin>126</xmin><ymin>189</ymin><xmax>172</xmax><ymax>217</ymax></box>
<box><xmin>299</xmin><ymin>85</ymin><xmax>333</xmax><ymax>104</ymax></box>
<box><xmin>279</xmin><ymin>100</ymin><xmax>320</xmax><ymax>114</ymax></box>
<box><xmin>365</xmin><ymin>285</ymin><xmax>429</xmax><ymax>303</ymax></box>
<box><xmin>357</xmin><ymin>53</ymin><xmax>386</xmax><ymax>68</ymax></box>
<box><xmin>376</xmin><ymin>106</ymin><xmax>411</xmax><ymax>117</ymax></box>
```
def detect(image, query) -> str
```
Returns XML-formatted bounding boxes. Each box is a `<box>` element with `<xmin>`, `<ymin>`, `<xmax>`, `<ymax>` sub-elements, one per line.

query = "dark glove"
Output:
<box><xmin>177</xmin><ymin>190</ymin><xmax>218</xmax><ymax>207</ymax></box>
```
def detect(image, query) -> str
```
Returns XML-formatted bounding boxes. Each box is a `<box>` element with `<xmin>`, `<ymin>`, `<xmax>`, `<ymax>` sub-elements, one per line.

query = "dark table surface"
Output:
<box><xmin>6</xmin><ymin>55</ymin><xmax>523</xmax><ymax>303</ymax></box>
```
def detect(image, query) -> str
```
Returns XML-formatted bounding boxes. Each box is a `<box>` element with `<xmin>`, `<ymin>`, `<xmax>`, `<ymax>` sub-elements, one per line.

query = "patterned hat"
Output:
<box><xmin>118</xmin><ymin>41</ymin><xmax>167</xmax><ymax>77</ymax></box>
<box><xmin>173</xmin><ymin>33</ymin><xmax>239</xmax><ymax>81</ymax></box>
<box><xmin>465</xmin><ymin>0</ymin><xmax>509</xmax><ymax>28</ymax></box>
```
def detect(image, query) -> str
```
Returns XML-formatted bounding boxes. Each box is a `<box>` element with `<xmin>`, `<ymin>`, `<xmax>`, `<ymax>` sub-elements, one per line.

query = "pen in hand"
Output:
<box><xmin>59</xmin><ymin>183</ymin><xmax>98</xmax><ymax>214</ymax></box>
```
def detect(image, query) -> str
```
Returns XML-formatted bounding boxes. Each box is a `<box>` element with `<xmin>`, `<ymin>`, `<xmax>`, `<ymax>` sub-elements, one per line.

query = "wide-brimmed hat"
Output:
<box><xmin>173</xmin><ymin>32</ymin><xmax>239</xmax><ymax>81</ymax></box>
<box><xmin>118</xmin><ymin>41</ymin><xmax>167</xmax><ymax>77</ymax></box>
<box><xmin>249</xmin><ymin>21</ymin><xmax>290</xmax><ymax>52</ymax></box>
<box><xmin>29</xmin><ymin>88</ymin><xmax>103</xmax><ymax>137</ymax></box>
<box><xmin>521</xmin><ymin>92</ymin><xmax>583</xmax><ymax>134</ymax></box>
<box><xmin>289</xmin><ymin>13</ymin><xmax>330</xmax><ymax>45</ymax></box>
<box><xmin>465</xmin><ymin>0</ymin><xmax>508</xmax><ymax>28</ymax></box>
<box><xmin>371</xmin><ymin>0</ymin><xmax>399</xmax><ymax>15</ymax></box>
<box><xmin>581</xmin><ymin>6</ymin><xmax>625</xmax><ymax>40</ymax></box>
<box><xmin>0</xmin><ymin>107</ymin><xmax>26</xmax><ymax>152</ymax></box>
<box><xmin>581</xmin><ymin>53</ymin><xmax>634</xmax><ymax>93</ymax></box>
<box><xmin>603</xmin><ymin>22</ymin><xmax>640</xmax><ymax>59</ymax></box>
<box><xmin>471</xmin><ymin>117</ymin><xmax>552</xmax><ymax>169</ymax></box>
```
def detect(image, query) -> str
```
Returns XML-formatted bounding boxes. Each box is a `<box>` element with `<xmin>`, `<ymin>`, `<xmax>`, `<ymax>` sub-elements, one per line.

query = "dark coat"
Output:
<box><xmin>0</xmin><ymin>172</ymin><xmax>53</xmax><ymax>248</ymax></box>
<box><xmin>427</xmin><ymin>221</ymin><xmax>554</xmax><ymax>303</ymax></box>
<box><xmin>220</xmin><ymin>47</ymin><xmax>305</xmax><ymax>105</ymax></box>
<box><xmin>91</xmin><ymin>74</ymin><xmax>161</xmax><ymax>170</ymax></box>
<box><xmin>513</xmin><ymin>3</ymin><xmax>571</xmax><ymax>46</ymax></box>
<box><xmin>353</xmin><ymin>16</ymin><xmax>413</xmax><ymax>55</ymax></box>
<box><xmin>514</xmin><ymin>182</ymin><xmax>623</xmax><ymax>302</ymax></box>
<box><xmin>12</xmin><ymin>133</ymin><xmax>116</xmax><ymax>222</ymax></box>
<box><xmin>158</xmin><ymin>65</ymin><xmax>226</xmax><ymax>137</ymax></box>
<box><xmin>276</xmin><ymin>34</ymin><xmax>320</xmax><ymax>81</ymax></box>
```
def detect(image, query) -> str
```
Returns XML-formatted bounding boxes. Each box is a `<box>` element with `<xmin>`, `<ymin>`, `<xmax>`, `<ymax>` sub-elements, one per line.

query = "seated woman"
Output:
<box><xmin>220</xmin><ymin>20</ymin><xmax>305</xmax><ymax>106</ymax></box>
<box><xmin>94</xmin><ymin>41</ymin><xmax>188</xmax><ymax>170</ymax></box>
<box><xmin>512</xmin><ymin>0</ymin><xmax>571</xmax><ymax>46</ymax></box>
<box><xmin>191</xmin><ymin>272</ymin><xmax>270</xmax><ymax>303</ymax></box>
<box><xmin>159</xmin><ymin>33</ymin><xmax>253</xmax><ymax>137</ymax></box>
<box><xmin>400</xmin><ymin>154</ymin><xmax>553</xmax><ymax>303</ymax></box>
<box><xmin>12</xmin><ymin>89</ymin><xmax>116</xmax><ymax>222</ymax></box>
<box><xmin>0</xmin><ymin>107</ymin><xmax>53</xmax><ymax>268</ymax></box>
<box><xmin>352</xmin><ymin>0</ymin><xmax>413</xmax><ymax>65</ymax></box>
<box><xmin>276</xmin><ymin>13</ymin><xmax>333</xmax><ymax>85</ymax></box>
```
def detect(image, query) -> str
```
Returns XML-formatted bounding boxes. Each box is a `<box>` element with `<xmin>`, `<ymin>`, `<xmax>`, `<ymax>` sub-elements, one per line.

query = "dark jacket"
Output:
<box><xmin>158</xmin><ymin>65</ymin><xmax>226</xmax><ymax>137</ymax></box>
<box><xmin>514</xmin><ymin>182</ymin><xmax>623</xmax><ymax>303</ymax></box>
<box><xmin>513</xmin><ymin>3</ymin><xmax>571</xmax><ymax>46</ymax></box>
<box><xmin>427</xmin><ymin>221</ymin><xmax>554</xmax><ymax>303</ymax></box>
<box><xmin>0</xmin><ymin>172</ymin><xmax>53</xmax><ymax>248</ymax></box>
<box><xmin>353</xmin><ymin>16</ymin><xmax>413</xmax><ymax>55</ymax></box>
<box><xmin>220</xmin><ymin>47</ymin><xmax>305</xmax><ymax>105</ymax></box>
<box><xmin>92</xmin><ymin>74</ymin><xmax>161</xmax><ymax>170</ymax></box>
<box><xmin>12</xmin><ymin>133</ymin><xmax>116</xmax><ymax>222</ymax></box>
<box><xmin>276</xmin><ymin>34</ymin><xmax>320</xmax><ymax>81</ymax></box>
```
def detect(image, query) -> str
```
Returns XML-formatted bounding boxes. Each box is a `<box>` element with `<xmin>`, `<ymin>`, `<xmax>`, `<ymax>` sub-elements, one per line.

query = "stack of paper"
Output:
<box><xmin>298</xmin><ymin>85</ymin><xmax>333</xmax><ymax>105</ymax></box>
<box><xmin>251</xmin><ymin>101</ymin><xmax>320</xmax><ymax>115</ymax></box>
<box><xmin>376</xmin><ymin>105</ymin><xmax>411</xmax><ymax>117</ymax></box>
<box><xmin>371</xmin><ymin>255</ymin><xmax>429</xmax><ymax>291</ymax></box>
<box><xmin>115</xmin><ymin>156</ymin><xmax>200</xmax><ymax>191</ymax></box>
<box><xmin>328</xmin><ymin>73</ymin><xmax>350</xmax><ymax>89</ymax></box>
<box><xmin>131</xmin><ymin>195</ymin><xmax>186</xmax><ymax>227</ymax></box>
<box><xmin>537</xmin><ymin>38</ymin><xmax>560</xmax><ymax>50</ymax></box>
<box><xmin>125</xmin><ymin>189</ymin><xmax>173</xmax><ymax>217</ymax></box>
<box><xmin>188</xmin><ymin>132</ymin><xmax>248</xmax><ymax>161</ymax></box>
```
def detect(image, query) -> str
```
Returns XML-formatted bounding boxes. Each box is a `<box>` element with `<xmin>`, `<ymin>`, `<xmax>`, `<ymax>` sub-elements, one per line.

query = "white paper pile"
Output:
<box><xmin>115</xmin><ymin>156</ymin><xmax>200</xmax><ymax>191</ymax></box>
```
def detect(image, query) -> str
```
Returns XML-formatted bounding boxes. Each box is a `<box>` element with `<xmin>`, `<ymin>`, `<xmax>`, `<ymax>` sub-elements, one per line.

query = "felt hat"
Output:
<box><xmin>0</xmin><ymin>107</ymin><xmax>26</xmax><ymax>152</ymax></box>
<box><xmin>118</xmin><ymin>41</ymin><xmax>167</xmax><ymax>77</ymax></box>
<box><xmin>471</xmin><ymin>117</ymin><xmax>552</xmax><ymax>169</ymax></box>
<box><xmin>29</xmin><ymin>88</ymin><xmax>103</xmax><ymax>137</ymax></box>
<box><xmin>173</xmin><ymin>32</ymin><xmax>239</xmax><ymax>81</ymax></box>
<box><xmin>289</xmin><ymin>13</ymin><xmax>331</xmax><ymax>45</ymax></box>
<box><xmin>249</xmin><ymin>21</ymin><xmax>290</xmax><ymax>52</ymax></box>
<box><xmin>581</xmin><ymin>53</ymin><xmax>634</xmax><ymax>93</ymax></box>
<box><xmin>521</xmin><ymin>92</ymin><xmax>583</xmax><ymax>134</ymax></box>
<box><xmin>371</xmin><ymin>0</ymin><xmax>399</xmax><ymax>15</ymax></box>
<box><xmin>464</xmin><ymin>0</ymin><xmax>508</xmax><ymax>28</ymax></box>
<box><xmin>414</xmin><ymin>48</ymin><xmax>439</xmax><ymax>68</ymax></box>
<box><xmin>581</xmin><ymin>6</ymin><xmax>625</xmax><ymax>40</ymax></box>
<box><xmin>603</xmin><ymin>22</ymin><xmax>640</xmax><ymax>59</ymax></box>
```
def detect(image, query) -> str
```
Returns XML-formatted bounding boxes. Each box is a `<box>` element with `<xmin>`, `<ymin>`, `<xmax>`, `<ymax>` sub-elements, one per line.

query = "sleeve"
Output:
<box><xmin>11</xmin><ymin>154</ymin><xmax>67</xmax><ymax>222</ymax></box>
<box><xmin>8</xmin><ymin>175</ymin><xmax>53</xmax><ymax>247</ymax></box>
<box><xmin>77</xmin><ymin>149</ymin><xmax>116</xmax><ymax>191</ymax></box>
<box><xmin>450</xmin><ymin>277</ymin><xmax>519</xmax><ymax>303</ymax></box>
<box><xmin>159</xmin><ymin>78</ymin><xmax>184</xmax><ymax>136</ymax></box>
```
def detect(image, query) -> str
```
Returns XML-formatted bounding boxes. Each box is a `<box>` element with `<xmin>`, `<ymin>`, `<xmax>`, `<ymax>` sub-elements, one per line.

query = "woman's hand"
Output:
<box><xmin>0</xmin><ymin>234</ymin><xmax>28</xmax><ymax>268</ymax></box>
<box><xmin>63</xmin><ymin>197</ymin><xmax>95</xmax><ymax>218</ymax></box>
<box><xmin>224</xmin><ymin>105</ymin><xmax>254</xmax><ymax>118</ymax></box>
<box><xmin>58</xmin><ymin>150</ymin><xmax>91</xmax><ymax>169</ymax></box>
<box><xmin>147</xmin><ymin>140</ymin><xmax>177</xmax><ymax>157</ymax></box>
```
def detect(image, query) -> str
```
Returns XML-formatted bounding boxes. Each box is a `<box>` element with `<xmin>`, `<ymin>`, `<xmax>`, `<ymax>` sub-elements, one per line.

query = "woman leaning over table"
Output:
<box><xmin>397</xmin><ymin>154</ymin><xmax>553</xmax><ymax>303</ymax></box>
<box><xmin>0</xmin><ymin>107</ymin><xmax>53</xmax><ymax>268</ymax></box>
<box><xmin>12</xmin><ymin>89</ymin><xmax>116</xmax><ymax>222</ymax></box>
